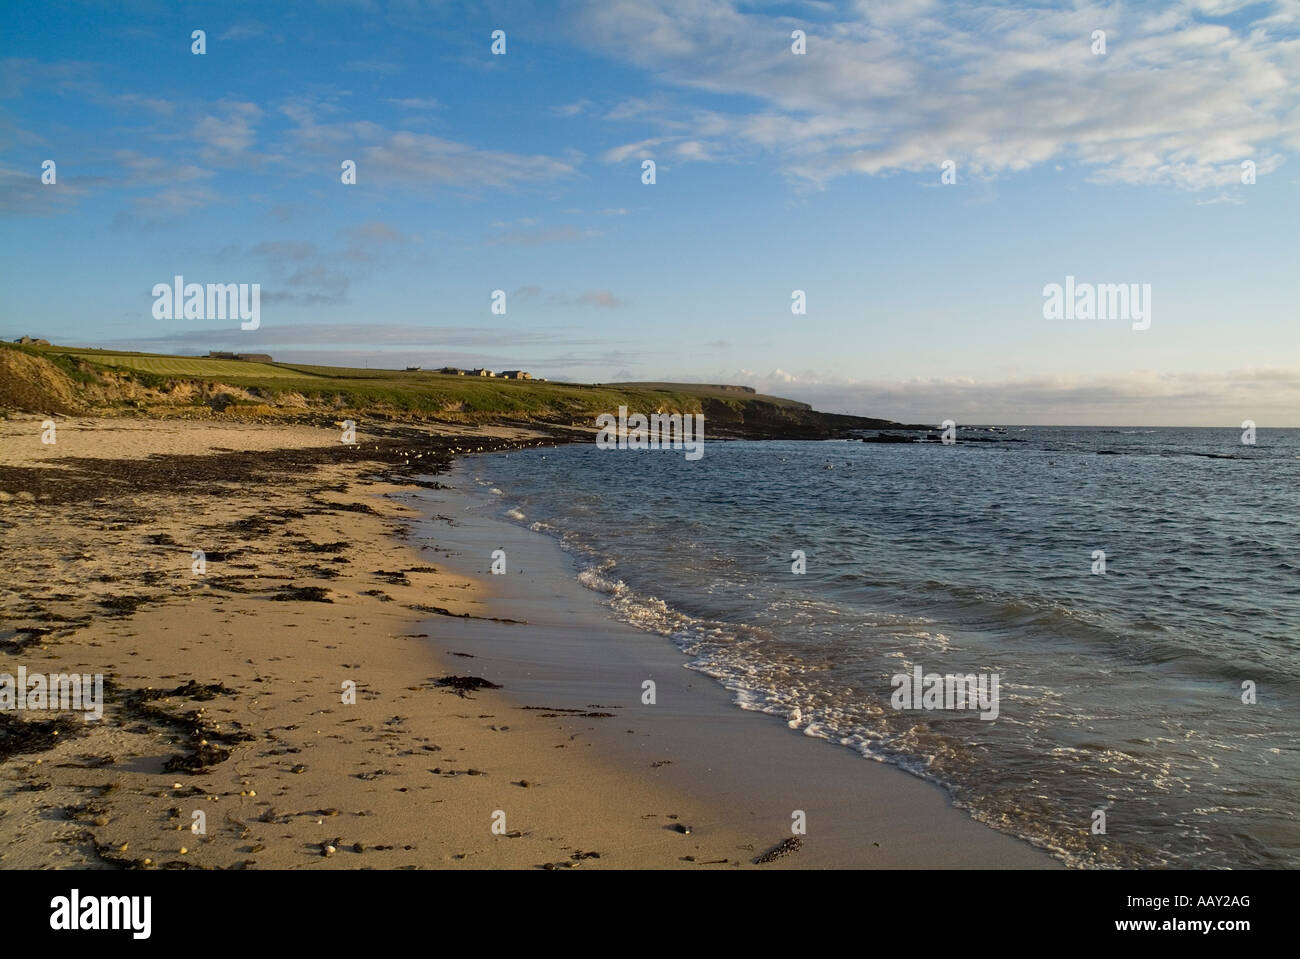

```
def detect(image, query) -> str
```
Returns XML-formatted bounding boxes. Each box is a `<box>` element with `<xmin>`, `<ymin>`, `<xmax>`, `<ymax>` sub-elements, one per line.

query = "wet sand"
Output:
<box><xmin>0</xmin><ymin>415</ymin><xmax>1057</xmax><ymax>868</ymax></box>
<box><xmin>398</xmin><ymin>461</ymin><xmax>1059</xmax><ymax>868</ymax></box>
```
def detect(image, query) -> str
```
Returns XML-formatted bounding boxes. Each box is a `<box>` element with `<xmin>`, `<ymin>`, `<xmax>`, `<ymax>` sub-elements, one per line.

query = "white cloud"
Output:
<box><xmin>576</xmin><ymin>290</ymin><xmax>625</xmax><ymax>308</ymax></box>
<box><xmin>574</xmin><ymin>0</ymin><xmax>1300</xmax><ymax>189</ymax></box>
<box><xmin>552</xmin><ymin>99</ymin><xmax>592</xmax><ymax>117</ymax></box>
<box><xmin>193</xmin><ymin>102</ymin><xmax>263</xmax><ymax>164</ymax></box>
<box><xmin>111</xmin><ymin>185</ymin><xmax>221</xmax><ymax>229</ymax></box>
<box><xmin>601</xmin><ymin>137</ymin><xmax>671</xmax><ymax>164</ymax></box>
<box><xmin>287</xmin><ymin>110</ymin><xmax>576</xmax><ymax>190</ymax></box>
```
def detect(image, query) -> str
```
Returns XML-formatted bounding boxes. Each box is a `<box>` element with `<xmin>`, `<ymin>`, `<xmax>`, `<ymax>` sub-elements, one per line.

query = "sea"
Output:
<box><xmin>461</xmin><ymin>426</ymin><xmax>1300</xmax><ymax>868</ymax></box>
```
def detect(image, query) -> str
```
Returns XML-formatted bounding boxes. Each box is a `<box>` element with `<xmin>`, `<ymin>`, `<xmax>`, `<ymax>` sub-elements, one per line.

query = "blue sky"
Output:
<box><xmin>2</xmin><ymin>0</ymin><xmax>1298</xmax><ymax>425</ymax></box>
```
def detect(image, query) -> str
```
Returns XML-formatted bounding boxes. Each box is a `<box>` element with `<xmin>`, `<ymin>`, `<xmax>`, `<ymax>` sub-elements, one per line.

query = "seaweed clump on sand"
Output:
<box><xmin>98</xmin><ymin>594</ymin><xmax>155</xmax><ymax>617</ymax></box>
<box><xmin>753</xmin><ymin>837</ymin><xmax>802</xmax><ymax>864</ymax></box>
<box><xmin>273</xmin><ymin>586</ymin><xmax>333</xmax><ymax>603</ymax></box>
<box><xmin>115</xmin><ymin>681</ymin><xmax>250</xmax><ymax>774</ymax></box>
<box><xmin>433</xmin><ymin>676</ymin><xmax>502</xmax><ymax>698</ymax></box>
<box><xmin>0</xmin><ymin>712</ymin><xmax>84</xmax><ymax>761</ymax></box>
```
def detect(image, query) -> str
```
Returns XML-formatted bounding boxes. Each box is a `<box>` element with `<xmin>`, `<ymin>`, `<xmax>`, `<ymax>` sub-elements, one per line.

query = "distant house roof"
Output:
<box><xmin>207</xmin><ymin>351</ymin><xmax>271</xmax><ymax>362</ymax></box>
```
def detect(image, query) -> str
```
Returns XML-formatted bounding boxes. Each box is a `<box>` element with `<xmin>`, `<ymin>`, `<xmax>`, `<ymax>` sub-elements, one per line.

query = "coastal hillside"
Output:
<box><xmin>0</xmin><ymin>342</ymin><xmax>921</xmax><ymax>438</ymax></box>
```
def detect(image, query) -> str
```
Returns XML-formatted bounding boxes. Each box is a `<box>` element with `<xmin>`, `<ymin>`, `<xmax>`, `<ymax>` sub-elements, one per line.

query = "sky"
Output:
<box><xmin>1</xmin><ymin>0</ymin><xmax>1298</xmax><ymax>425</ymax></box>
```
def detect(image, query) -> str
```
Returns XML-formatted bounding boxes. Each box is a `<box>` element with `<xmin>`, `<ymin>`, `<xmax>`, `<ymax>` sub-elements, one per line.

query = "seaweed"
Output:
<box><xmin>432</xmin><ymin>676</ymin><xmax>502</xmax><ymax>698</ymax></box>
<box><xmin>0</xmin><ymin>712</ymin><xmax>84</xmax><ymax>761</ymax></box>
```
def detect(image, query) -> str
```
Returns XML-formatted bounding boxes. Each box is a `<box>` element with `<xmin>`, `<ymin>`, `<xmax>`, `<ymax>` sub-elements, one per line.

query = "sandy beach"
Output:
<box><xmin>0</xmin><ymin>415</ymin><xmax>1056</xmax><ymax>869</ymax></box>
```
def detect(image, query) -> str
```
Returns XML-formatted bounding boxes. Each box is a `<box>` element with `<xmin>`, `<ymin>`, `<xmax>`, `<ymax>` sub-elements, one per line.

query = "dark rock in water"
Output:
<box><xmin>433</xmin><ymin>676</ymin><xmax>502</xmax><ymax>697</ymax></box>
<box><xmin>861</xmin><ymin>432</ymin><xmax>915</xmax><ymax>443</ymax></box>
<box><xmin>753</xmin><ymin>837</ymin><xmax>802</xmax><ymax>864</ymax></box>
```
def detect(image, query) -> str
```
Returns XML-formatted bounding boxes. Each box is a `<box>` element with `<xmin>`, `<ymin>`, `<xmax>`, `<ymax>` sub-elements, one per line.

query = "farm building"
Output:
<box><xmin>207</xmin><ymin>351</ymin><xmax>273</xmax><ymax>362</ymax></box>
<box><xmin>499</xmin><ymin>370</ymin><xmax>532</xmax><ymax>380</ymax></box>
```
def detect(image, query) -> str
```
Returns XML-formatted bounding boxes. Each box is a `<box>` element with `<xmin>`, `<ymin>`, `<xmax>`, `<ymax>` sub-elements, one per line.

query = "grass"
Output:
<box><xmin>34</xmin><ymin>346</ymin><xmax>722</xmax><ymax>417</ymax></box>
<box><xmin>43</xmin><ymin>346</ymin><xmax>302</xmax><ymax>379</ymax></box>
<box><xmin>7</xmin><ymin>342</ymin><xmax>902</xmax><ymax>433</ymax></box>
<box><xmin>606</xmin><ymin>381</ymin><xmax>810</xmax><ymax>409</ymax></box>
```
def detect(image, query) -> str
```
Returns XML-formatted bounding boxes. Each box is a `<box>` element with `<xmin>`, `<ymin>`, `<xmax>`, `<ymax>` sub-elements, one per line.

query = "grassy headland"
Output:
<box><xmin>0</xmin><ymin>342</ymin><xmax>923</xmax><ymax>439</ymax></box>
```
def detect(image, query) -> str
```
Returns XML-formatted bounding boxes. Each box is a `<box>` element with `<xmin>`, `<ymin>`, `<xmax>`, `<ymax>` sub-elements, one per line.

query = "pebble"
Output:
<box><xmin>322</xmin><ymin>844</ymin><xmax>336</xmax><ymax>857</ymax></box>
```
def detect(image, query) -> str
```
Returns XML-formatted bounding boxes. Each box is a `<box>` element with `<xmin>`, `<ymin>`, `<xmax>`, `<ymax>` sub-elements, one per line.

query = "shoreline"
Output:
<box><xmin>406</xmin><ymin>458</ymin><xmax>1059</xmax><ymax>869</ymax></box>
<box><xmin>1</xmin><ymin>416</ymin><xmax>1055</xmax><ymax>868</ymax></box>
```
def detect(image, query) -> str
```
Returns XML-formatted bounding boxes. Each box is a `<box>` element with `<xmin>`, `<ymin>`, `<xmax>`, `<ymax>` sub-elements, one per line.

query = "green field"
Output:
<box><xmin>44</xmin><ymin>347</ymin><xmax>307</xmax><ymax>379</ymax></box>
<box><xmin>606</xmin><ymin>381</ymin><xmax>810</xmax><ymax>409</ymax></box>
<box><xmin>35</xmin><ymin>346</ymin><xmax>714</xmax><ymax>417</ymax></box>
